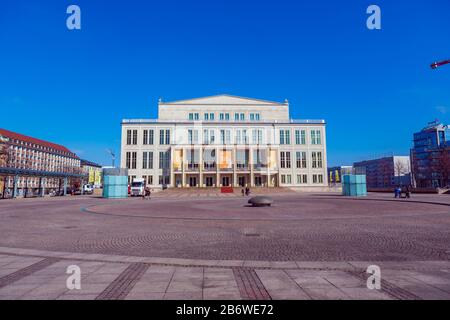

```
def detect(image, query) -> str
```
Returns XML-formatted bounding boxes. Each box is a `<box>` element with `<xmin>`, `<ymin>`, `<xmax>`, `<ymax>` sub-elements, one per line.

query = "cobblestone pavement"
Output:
<box><xmin>0</xmin><ymin>192</ymin><xmax>449</xmax><ymax>299</ymax></box>
<box><xmin>0</xmin><ymin>247</ymin><xmax>450</xmax><ymax>300</ymax></box>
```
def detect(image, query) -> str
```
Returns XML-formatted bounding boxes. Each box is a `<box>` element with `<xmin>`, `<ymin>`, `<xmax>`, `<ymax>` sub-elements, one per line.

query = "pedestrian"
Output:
<box><xmin>394</xmin><ymin>186</ymin><xmax>400</xmax><ymax>198</ymax></box>
<box><xmin>241</xmin><ymin>188</ymin><xmax>245</xmax><ymax>196</ymax></box>
<box><xmin>406</xmin><ymin>185</ymin><xmax>411</xmax><ymax>199</ymax></box>
<box><xmin>143</xmin><ymin>186</ymin><xmax>151</xmax><ymax>200</ymax></box>
<box><xmin>245</xmin><ymin>187</ymin><xmax>250</xmax><ymax>196</ymax></box>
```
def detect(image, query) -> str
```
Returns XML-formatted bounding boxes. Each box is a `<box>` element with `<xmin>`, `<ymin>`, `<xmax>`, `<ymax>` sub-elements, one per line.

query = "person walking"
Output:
<box><xmin>245</xmin><ymin>187</ymin><xmax>250</xmax><ymax>196</ymax></box>
<box><xmin>406</xmin><ymin>185</ymin><xmax>411</xmax><ymax>199</ymax></box>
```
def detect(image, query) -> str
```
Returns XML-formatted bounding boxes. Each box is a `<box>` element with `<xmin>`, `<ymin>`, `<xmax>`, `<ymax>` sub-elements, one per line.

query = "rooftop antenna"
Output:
<box><xmin>106</xmin><ymin>149</ymin><xmax>116</xmax><ymax>168</ymax></box>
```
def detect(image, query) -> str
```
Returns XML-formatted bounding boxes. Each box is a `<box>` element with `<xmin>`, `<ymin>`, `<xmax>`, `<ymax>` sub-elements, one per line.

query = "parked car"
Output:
<box><xmin>82</xmin><ymin>184</ymin><xmax>94</xmax><ymax>195</ymax></box>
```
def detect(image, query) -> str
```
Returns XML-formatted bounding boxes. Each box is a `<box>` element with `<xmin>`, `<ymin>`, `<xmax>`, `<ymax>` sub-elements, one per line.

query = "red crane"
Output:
<box><xmin>431</xmin><ymin>59</ymin><xmax>450</xmax><ymax>69</ymax></box>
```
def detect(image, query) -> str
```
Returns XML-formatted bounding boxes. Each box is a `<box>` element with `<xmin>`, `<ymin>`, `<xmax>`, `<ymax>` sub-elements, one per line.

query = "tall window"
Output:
<box><xmin>143</xmin><ymin>129</ymin><xmax>154</xmax><ymax>145</ymax></box>
<box><xmin>311</xmin><ymin>130</ymin><xmax>322</xmax><ymax>145</ymax></box>
<box><xmin>204</xmin><ymin>113</ymin><xmax>209</xmax><ymax>121</ymax></box>
<box><xmin>281</xmin><ymin>151</ymin><xmax>291</xmax><ymax>169</ymax></box>
<box><xmin>126</xmin><ymin>152</ymin><xmax>131</xmax><ymax>169</ymax></box>
<box><xmin>142</xmin><ymin>152</ymin><xmax>153</xmax><ymax>169</ymax></box>
<box><xmin>311</xmin><ymin>151</ymin><xmax>323</xmax><ymax>168</ymax></box>
<box><xmin>296</xmin><ymin>151</ymin><xmax>307</xmax><ymax>168</ymax></box>
<box><xmin>160</xmin><ymin>129</ymin><xmax>170</xmax><ymax>145</ymax></box>
<box><xmin>132</xmin><ymin>130</ymin><xmax>138</xmax><ymax>145</ymax></box>
<box><xmin>295</xmin><ymin>130</ymin><xmax>306</xmax><ymax>145</ymax></box>
<box><xmin>280</xmin><ymin>130</ymin><xmax>291</xmax><ymax>145</ymax></box>
<box><xmin>159</xmin><ymin>151</ymin><xmax>170</xmax><ymax>169</ymax></box>
<box><xmin>126</xmin><ymin>130</ymin><xmax>132</xmax><ymax>145</ymax></box>
<box><xmin>188</xmin><ymin>129</ymin><xmax>199</xmax><ymax>144</ymax></box>
<box><xmin>252</xmin><ymin>129</ymin><xmax>263</xmax><ymax>144</ymax></box>
<box><xmin>220</xmin><ymin>130</ymin><xmax>231</xmax><ymax>145</ymax></box>
<box><xmin>234</xmin><ymin>113</ymin><xmax>239</xmax><ymax>121</ymax></box>
<box><xmin>131</xmin><ymin>152</ymin><xmax>137</xmax><ymax>169</ymax></box>
<box><xmin>209</xmin><ymin>113</ymin><xmax>215</xmax><ymax>120</ymax></box>
<box><xmin>219</xmin><ymin>113</ymin><xmax>224</xmax><ymax>120</ymax></box>
<box><xmin>189</xmin><ymin>113</ymin><xmax>194</xmax><ymax>120</ymax></box>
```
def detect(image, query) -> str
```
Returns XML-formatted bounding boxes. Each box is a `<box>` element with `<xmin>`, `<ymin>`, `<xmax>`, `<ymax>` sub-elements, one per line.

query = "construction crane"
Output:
<box><xmin>431</xmin><ymin>59</ymin><xmax>450</xmax><ymax>69</ymax></box>
<box><xmin>106</xmin><ymin>149</ymin><xmax>116</xmax><ymax>168</ymax></box>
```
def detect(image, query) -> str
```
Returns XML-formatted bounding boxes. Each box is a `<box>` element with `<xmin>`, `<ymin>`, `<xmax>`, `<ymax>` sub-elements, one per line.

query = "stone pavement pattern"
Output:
<box><xmin>1</xmin><ymin>248</ymin><xmax>450</xmax><ymax>300</ymax></box>
<box><xmin>0</xmin><ymin>192</ymin><xmax>450</xmax><ymax>299</ymax></box>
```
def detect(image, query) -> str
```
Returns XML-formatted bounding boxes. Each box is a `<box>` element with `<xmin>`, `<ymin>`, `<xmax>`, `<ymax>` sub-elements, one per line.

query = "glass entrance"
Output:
<box><xmin>255</xmin><ymin>176</ymin><xmax>262</xmax><ymax>186</ymax></box>
<box><xmin>238</xmin><ymin>176</ymin><xmax>246</xmax><ymax>187</ymax></box>
<box><xmin>189</xmin><ymin>177</ymin><xmax>197</xmax><ymax>187</ymax></box>
<box><xmin>205</xmin><ymin>177</ymin><xmax>213</xmax><ymax>187</ymax></box>
<box><xmin>222</xmin><ymin>176</ymin><xmax>230</xmax><ymax>187</ymax></box>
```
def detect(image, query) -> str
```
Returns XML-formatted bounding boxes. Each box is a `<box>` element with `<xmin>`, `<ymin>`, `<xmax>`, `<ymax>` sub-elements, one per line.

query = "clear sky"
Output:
<box><xmin>1</xmin><ymin>0</ymin><xmax>449</xmax><ymax>166</ymax></box>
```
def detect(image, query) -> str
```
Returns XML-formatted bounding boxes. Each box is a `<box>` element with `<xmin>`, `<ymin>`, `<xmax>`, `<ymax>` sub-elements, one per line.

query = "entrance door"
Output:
<box><xmin>205</xmin><ymin>177</ymin><xmax>213</xmax><ymax>187</ymax></box>
<box><xmin>238</xmin><ymin>176</ymin><xmax>246</xmax><ymax>187</ymax></box>
<box><xmin>189</xmin><ymin>177</ymin><xmax>197</xmax><ymax>187</ymax></box>
<box><xmin>255</xmin><ymin>176</ymin><xmax>262</xmax><ymax>186</ymax></box>
<box><xmin>222</xmin><ymin>176</ymin><xmax>230</xmax><ymax>187</ymax></box>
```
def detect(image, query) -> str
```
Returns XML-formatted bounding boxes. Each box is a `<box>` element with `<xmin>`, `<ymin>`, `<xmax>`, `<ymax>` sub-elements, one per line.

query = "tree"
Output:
<box><xmin>394</xmin><ymin>159</ymin><xmax>410</xmax><ymax>185</ymax></box>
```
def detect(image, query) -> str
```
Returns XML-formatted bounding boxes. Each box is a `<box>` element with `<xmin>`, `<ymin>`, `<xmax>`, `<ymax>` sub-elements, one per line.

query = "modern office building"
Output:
<box><xmin>353</xmin><ymin>156</ymin><xmax>412</xmax><ymax>189</ymax></box>
<box><xmin>120</xmin><ymin>95</ymin><xmax>328</xmax><ymax>189</ymax></box>
<box><xmin>0</xmin><ymin>128</ymin><xmax>83</xmax><ymax>197</ymax></box>
<box><xmin>411</xmin><ymin>121</ymin><xmax>450</xmax><ymax>188</ymax></box>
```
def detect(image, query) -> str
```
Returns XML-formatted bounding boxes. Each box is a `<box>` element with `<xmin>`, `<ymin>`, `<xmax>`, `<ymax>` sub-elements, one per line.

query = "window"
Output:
<box><xmin>142</xmin><ymin>152</ymin><xmax>153</xmax><ymax>169</ymax></box>
<box><xmin>311</xmin><ymin>130</ymin><xmax>322</xmax><ymax>145</ymax></box>
<box><xmin>250</xmin><ymin>113</ymin><xmax>260</xmax><ymax>121</ymax></box>
<box><xmin>311</xmin><ymin>151</ymin><xmax>323</xmax><ymax>168</ymax></box>
<box><xmin>204</xmin><ymin>113</ymin><xmax>209</xmax><ymax>121</ymax></box>
<box><xmin>189</xmin><ymin>113</ymin><xmax>194</xmax><ymax>120</ymax></box>
<box><xmin>147</xmin><ymin>175</ymin><xmax>153</xmax><ymax>185</ymax></box>
<box><xmin>160</xmin><ymin>129</ymin><xmax>170</xmax><ymax>145</ymax></box>
<box><xmin>194</xmin><ymin>113</ymin><xmax>199</xmax><ymax>120</ymax></box>
<box><xmin>219</xmin><ymin>113</ymin><xmax>224</xmax><ymax>120</ymax></box>
<box><xmin>280</xmin><ymin>130</ymin><xmax>291</xmax><ymax>145</ymax></box>
<box><xmin>252</xmin><ymin>129</ymin><xmax>263</xmax><ymax>144</ymax></box>
<box><xmin>296</xmin><ymin>151</ymin><xmax>307</xmax><ymax>168</ymax></box>
<box><xmin>240</xmin><ymin>113</ymin><xmax>245</xmax><ymax>121</ymax></box>
<box><xmin>313</xmin><ymin>174</ymin><xmax>324</xmax><ymax>184</ymax></box>
<box><xmin>126</xmin><ymin>130</ymin><xmax>132</xmax><ymax>145</ymax></box>
<box><xmin>297</xmin><ymin>174</ymin><xmax>308</xmax><ymax>184</ymax></box>
<box><xmin>234</xmin><ymin>113</ymin><xmax>239</xmax><ymax>121</ymax></box>
<box><xmin>281</xmin><ymin>174</ymin><xmax>291</xmax><ymax>184</ymax></box>
<box><xmin>280</xmin><ymin>151</ymin><xmax>291</xmax><ymax>169</ymax></box>
<box><xmin>143</xmin><ymin>129</ymin><xmax>154</xmax><ymax>145</ymax></box>
<box><xmin>188</xmin><ymin>129</ymin><xmax>199</xmax><ymax>144</ymax></box>
<box><xmin>295</xmin><ymin>130</ymin><xmax>306</xmax><ymax>145</ymax></box>
<box><xmin>159</xmin><ymin>151</ymin><xmax>170</xmax><ymax>169</ymax></box>
<box><xmin>132</xmin><ymin>130</ymin><xmax>138</xmax><ymax>145</ymax></box>
<box><xmin>126</xmin><ymin>152</ymin><xmax>131</xmax><ymax>169</ymax></box>
<box><xmin>209</xmin><ymin>113</ymin><xmax>215</xmax><ymax>120</ymax></box>
<box><xmin>255</xmin><ymin>113</ymin><xmax>260</xmax><ymax>121</ymax></box>
<box><xmin>188</xmin><ymin>113</ymin><xmax>199</xmax><ymax>121</ymax></box>
<box><xmin>220</xmin><ymin>130</ymin><xmax>231</xmax><ymax>145</ymax></box>
<box><xmin>131</xmin><ymin>152</ymin><xmax>137</xmax><ymax>169</ymax></box>
<box><xmin>225</xmin><ymin>113</ymin><xmax>230</xmax><ymax>121</ymax></box>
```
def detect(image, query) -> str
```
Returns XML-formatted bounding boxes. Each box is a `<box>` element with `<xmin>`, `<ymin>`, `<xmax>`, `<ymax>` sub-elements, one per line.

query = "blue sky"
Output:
<box><xmin>1</xmin><ymin>0</ymin><xmax>449</xmax><ymax>166</ymax></box>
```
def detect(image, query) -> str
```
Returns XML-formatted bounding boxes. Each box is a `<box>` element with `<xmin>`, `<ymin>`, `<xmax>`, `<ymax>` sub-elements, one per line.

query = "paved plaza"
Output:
<box><xmin>0</xmin><ymin>190</ymin><xmax>449</xmax><ymax>300</ymax></box>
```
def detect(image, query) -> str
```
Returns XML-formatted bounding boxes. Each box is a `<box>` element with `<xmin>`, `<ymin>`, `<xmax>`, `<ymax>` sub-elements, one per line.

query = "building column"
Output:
<box><xmin>12</xmin><ymin>175</ymin><xmax>18</xmax><ymax>198</ymax></box>
<box><xmin>181</xmin><ymin>148</ymin><xmax>186</xmax><ymax>188</ymax></box>
<box><xmin>170</xmin><ymin>147</ymin><xmax>175</xmax><ymax>188</ymax></box>
<box><xmin>63</xmin><ymin>177</ymin><xmax>68</xmax><ymax>196</ymax></box>
<box><xmin>216</xmin><ymin>147</ymin><xmax>220</xmax><ymax>187</ymax></box>
<box><xmin>39</xmin><ymin>177</ymin><xmax>46</xmax><ymax>197</ymax></box>
<box><xmin>249</xmin><ymin>147</ymin><xmax>255</xmax><ymax>187</ymax></box>
<box><xmin>199</xmin><ymin>147</ymin><xmax>203</xmax><ymax>187</ymax></box>
<box><xmin>267</xmin><ymin>148</ymin><xmax>271</xmax><ymax>188</ymax></box>
<box><xmin>233</xmin><ymin>147</ymin><xmax>238</xmax><ymax>187</ymax></box>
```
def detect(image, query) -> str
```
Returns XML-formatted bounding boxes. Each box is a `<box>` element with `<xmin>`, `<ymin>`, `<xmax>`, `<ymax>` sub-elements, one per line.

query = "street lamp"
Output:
<box><xmin>431</xmin><ymin>59</ymin><xmax>450</xmax><ymax>69</ymax></box>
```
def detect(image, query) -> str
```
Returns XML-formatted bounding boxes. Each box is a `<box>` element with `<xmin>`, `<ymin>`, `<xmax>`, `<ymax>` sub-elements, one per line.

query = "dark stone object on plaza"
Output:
<box><xmin>248</xmin><ymin>196</ymin><xmax>273</xmax><ymax>207</ymax></box>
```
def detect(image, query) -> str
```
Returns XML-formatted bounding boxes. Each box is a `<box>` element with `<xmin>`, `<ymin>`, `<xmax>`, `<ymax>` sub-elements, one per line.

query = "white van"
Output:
<box><xmin>130</xmin><ymin>178</ymin><xmax>145</xmax><ymax>196</ymax></box>
<box><xmin>83</xmin><ymin>184</ymin><xmax>94</xmax><ymax>195</ymax></box>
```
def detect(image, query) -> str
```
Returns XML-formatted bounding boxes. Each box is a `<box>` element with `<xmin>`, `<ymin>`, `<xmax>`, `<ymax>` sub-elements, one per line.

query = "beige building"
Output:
<box><xmin>120</xmin><ymin>95</ymin><xmax>328</xmax><ymax>189</ymax></box>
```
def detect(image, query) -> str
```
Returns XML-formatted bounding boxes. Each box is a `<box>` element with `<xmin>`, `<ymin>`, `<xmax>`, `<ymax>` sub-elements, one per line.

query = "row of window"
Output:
<box><xmin>126</xmin><ymin>129</ymin><xmax>322</xmax><ymax>146</ymax></box>
<box><xmin>280</xmin><ymin>151</ymin><xmax>323</xmax><ymax>169</ymax></box>
<box><xmin>125</xmin><ymin>151</ymin><xmax>170</xmax><ymax>170</ymax></box>
<box><xmin>131</xmin><ymin>174</ymin><xmax>324</xmax><ymax>186</ymax></box>
<box><xmin>281</xmin><ymin>174</ymin><xmax>324</xmax><ymax>185</ymax></box>
<box><xmin>188</xmin><ymin>112</ymin><xmax>261</xmax><ymax>122</ymax></box>
<box><xmin>126</xmin><ymin>150</ymin><xmax>323</xmax><ymax>170</ymax></box>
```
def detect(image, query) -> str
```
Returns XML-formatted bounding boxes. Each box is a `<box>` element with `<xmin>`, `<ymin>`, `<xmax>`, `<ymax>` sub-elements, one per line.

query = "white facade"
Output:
<box><xmin>121</xmin><ymin>95</ymin><xmax>328</xmax><ymax>189</ymax></box>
